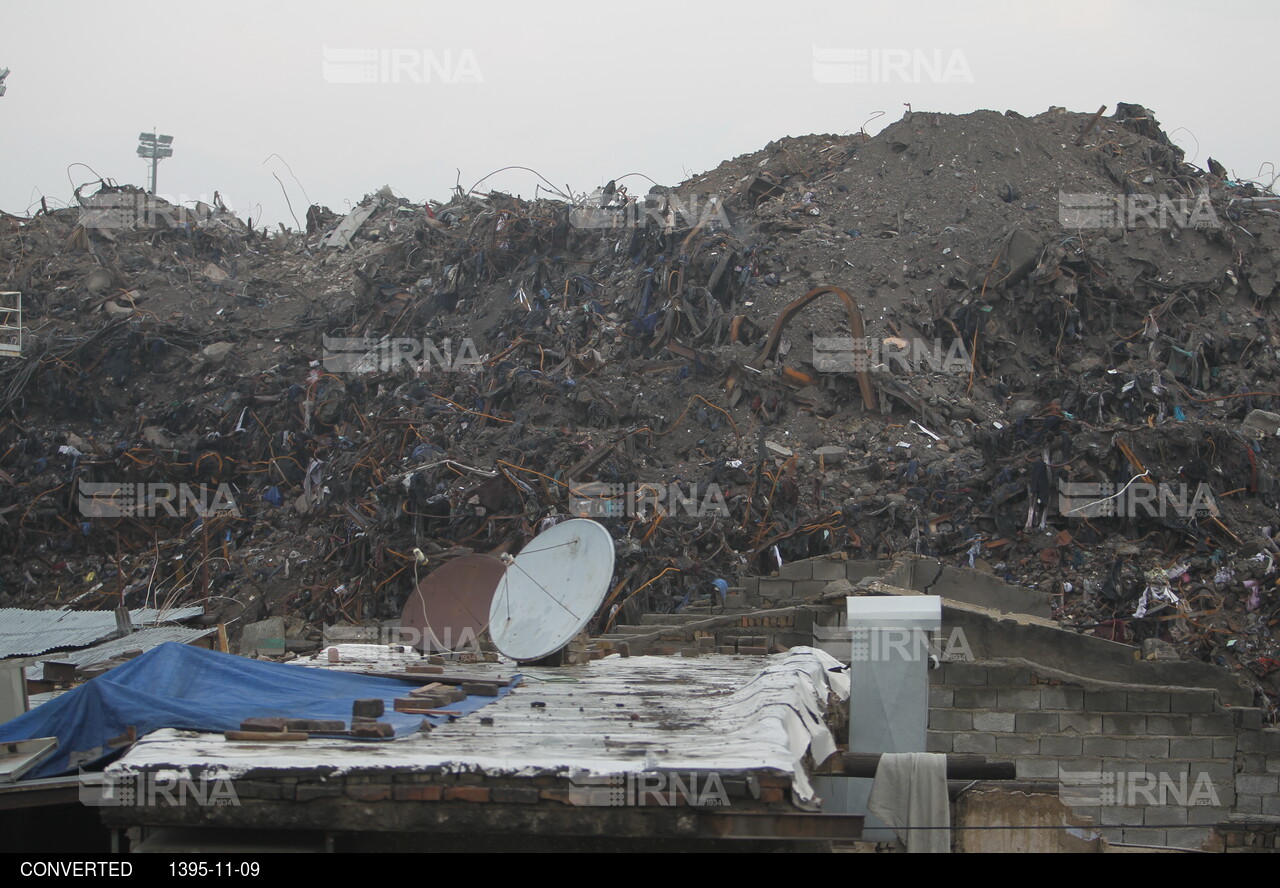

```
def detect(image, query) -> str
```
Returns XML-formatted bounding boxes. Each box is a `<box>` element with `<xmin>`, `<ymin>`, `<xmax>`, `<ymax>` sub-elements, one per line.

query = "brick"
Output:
<box><xmin>1258</xmin><ymin>730</ymin><xmax>1280</xmax><ymax>752</ymax></box>
<box><xmin>928</xmin><ymin>687</ymin><xmax>953</xmax><ymax>708</ymax></box>
<box><xmin>738</xmin><ymin>646</ymin><xmax>769</xmax><ymax>656</ymax></box>
<box><xmin>779</xmin><ymin>561</ymin><xmax>813</xmax><ymax>580</ymax></box>
<box><xmin>973</xmin><ymin>712</ymin><xmax>1016</xmax><ymax>733</ymax></box>
<box><xmin>1191</xmin><ymin>761</ymin><xmax>1233</xmax><ymax>783</ymax></box>
<box><xmin>296</xmin><ymin>783</ymin><xmax>343</xmax><ymax>801</ymax></box>
<box><xmin>285</xmin><ymin>719</ymin><xmax>347</xmax><ymax>733</ymax></box>
<box><xmin>928</xmin><ymin>710</ymin><xmax>972</xmax><ymax>731</ymax></box>
<box><xmin>926</xmin><ymin>732</ymin><xmax>953</xmax><ymax>753</ymax></box>
<box><xmin>1267</xmin><ymin>755</ymin><xmax>1280</xmax><ymax>775</ymax></box>
<box><xmin>1103</xmin><ymin>714</ymin><xmax>1146</xmax><ymax>735</ymax></box>
<box><xmin>395</xmin><ymin>785</ymin><xmax>443</xmax><ymax>801</ymax></box>
<box><xmin>1084</xmin><ymin>691</ymin><xmax>1128</xmax><ymax>711</ymax></box>
<box><xmin>1262</xmin><ymin>796</ymin><xmax>1280</xmax><ymax>817</ymax></box>
<box><xmin>1169</xmin><ymin>738</ymin><xmax>1214</xmax><ymax>758</ymax></box>
<box><xmin>352</xmin><ymin>722</ymin><xmax>394</xmax><ymax>738</ymax></box>
<box><xmin>231</xmin><ymin>780</ymin><xmax>285</xmax><ymax>800</ymax></box>
<box><xmin>811</xmin><ymin>560</ymin><xmax>848</xmax><ymax>581</ymax></box>
<box><xmin>1237</xmin><ymin>774</ymin><xmax>1279</xmax><ymax>795</ymax></box>
<box><xmin>1058</xmin><ymin>712</ymin><xmax>1102</xmax><ymax>733</ymax></box>
<box><xmin>239</xmin><ymin>717</ymin><xmax>290</xmax><ymax>732</ymax></box>
<box><xmin>953</xmin><ymin>732</ymin><xmax>996</xmax><ymax>754</ymax></box>
<box><xmin>1083</xmin><ymin>737</ymin><xmax>1126</xmax><ymax>757</ymax></box>
<box><xmin>1213</xmin><ymin>737</ymin><xmax>1236</xmax><ymax>757</ymax></box>
<box><xmin>1040</xmin><ymin>687</ymin><xmax>1084</xmax><ymax>710</ymax></box>
<box><xmin>1170</xmin><ymin>691</ymin><xmax>1215</xmax><ymax>713</ymax></box>
<box><xmin>1187</xmin><ymin>805</ymin><xmax>1230</xmax><ymax>825</ymax></box>
<box><xmin>346</xmin><ymin>784</ymin><xmax>392</xmax><ymax>802</ymax></box>
<box><xmin>1040</xmin><ymin>736</ymin><xmax>1082</xmax><ymax>756</ymax></box>
<box><xmin>952</xmin><ymin>689</ymin><xmax>999</xmax><ymax>709</ymax></box>
<box><xmin>352</xmin><ymin>698</ymin><xmax>385</xmax><ymax>718</ymax></box>
<box><xmin>1123</xmin><ymin>738</ymin><xmax>1169</xmax><ymax>758</ymax></box>
<box><xmin>1190</xmin><ymin>714</ymin><xmax>1233</xmax><ymax>736</ymax></box>
<box><xmin>444</xmin><ymin>786</ymin><xmax>490</xmax><ymax>802</ymax></box>
<box><xmin>1126</xmin><ymin>692</ymin><xmax>1171</xmax><ymax>713</ymax></box>
<box><xmin>758</xmin><ymin>787</ymin><xmax>785</xmax><ymax>804</ymax></box>
<box><xmin>996</xmin><ymin>689</ymin><xmax>1040</xmax><ymax>710</ymax></box>
<box><xmin>995</xmin><ymin>736</ymin><xmax>1040</xmax><ymax>756</ymax></box>
<box><xmin>1015</xmin><ymin>712</ymin><xmax>1059</xmax><ymax>733</ymax></box>
<box><xmin>491</xmin><ymin>787</ymin><xmax>541</xmax><ymax>805</ymax></box>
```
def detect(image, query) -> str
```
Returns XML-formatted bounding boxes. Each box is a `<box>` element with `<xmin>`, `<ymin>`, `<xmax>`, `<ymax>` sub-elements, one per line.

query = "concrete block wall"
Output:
<box><xmin>928</xmin><ymin>661</ymin><xmax>1237</xmax><ymax>850</ymax></box>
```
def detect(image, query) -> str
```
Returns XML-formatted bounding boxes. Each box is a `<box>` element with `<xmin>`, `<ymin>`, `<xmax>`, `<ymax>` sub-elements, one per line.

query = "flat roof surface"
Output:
<box><xmin>111</xmin><ymin>647</ymin><xmax>849</xmax><ymax>802</ymax></box>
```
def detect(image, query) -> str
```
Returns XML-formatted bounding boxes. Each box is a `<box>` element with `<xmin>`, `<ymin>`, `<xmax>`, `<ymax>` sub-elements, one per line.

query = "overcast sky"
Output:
<box><xmin>3</xmin><ymin>0</ymin><xmax>1276</xmax><ymax>228</ymax></box>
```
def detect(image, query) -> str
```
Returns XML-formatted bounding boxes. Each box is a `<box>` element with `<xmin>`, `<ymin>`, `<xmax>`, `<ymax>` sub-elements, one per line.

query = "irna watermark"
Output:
<box><xmin>812</xmin><ymin>46</ymin><xmax>974</xmax><ymax>84</ymax></box>
<box><xmin>77</xmin><ymin>481</ymin><xmax>239</xmax><ymax>519</ymax></box>
<box><xmin>814</xmin><ymin>624</ymin><xmax>972</xmax><ymax>663</ymax></box>
<box><xmin>568</xmin><ymin>480</ymin><xmax>730</xmax><ymax>520</ymax></box>
<box><xmin>79</xmin><ymin>769</ymin><xmax>239</xmax><ymax>808</ymax></box>
<box><xmin>565</xmin><ymin>771</ymin><xmax>730</xmax><ymax>807</ymax></box>
<box><xmin>569</xmin><ymin>193</ymin><xmax>731</xmax><ymax>232</ymax></box>
<box><xmin>322</xmin><ymin>46</ymin><xmax>483</xmax><ymax>84</ymax></box>
<box><xmin>1059</xmin><ymin>768</ymin><xmax>1221</xmax><ymax>809</ymax></box>
<box><xmin>1057</xmin><ymin>480</ymin><xmax>1216</xmax><ymax>519</ymax></box>
<box><xmin>813</xmin><ymin>336</ymin><xmax>971</xmax><ymax>375</ymax></box>
<box><xmin>321</xmin><ymin>335</ymin><xmax>483</xmax><ymax>375</ymax></box>
<box><xmin>1058</xmin><ymin>191</ymin><xmax>1220</xmax><ymax>230</ymax></box>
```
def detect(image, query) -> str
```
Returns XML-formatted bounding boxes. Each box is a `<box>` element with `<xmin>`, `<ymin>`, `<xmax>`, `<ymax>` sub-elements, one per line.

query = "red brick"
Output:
<box><xmin>444</xmin><ymin>786</ymin><xmax>490</xmax><ymax>802</ymax></box>
<box><xmin>395</xmin><ymin>785</ymin><xmax>443</xmax><ymax>802</ymax></box>
<box><xmin>346</xmin><ymin>784</ymin><xmax>392</xmax><ymax>802</ymax></box>
<box><xmin>758</xmin><ymin>787</ymin><xmax>784</xmax><ymax>804</ymax></box>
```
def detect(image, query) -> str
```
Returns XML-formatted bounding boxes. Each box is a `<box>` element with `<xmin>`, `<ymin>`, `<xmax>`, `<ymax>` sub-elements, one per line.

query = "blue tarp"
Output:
<box><xmin>0</xmin><ymin>642</ymin><xmax>515</xmax><ymax>780</ymax></box>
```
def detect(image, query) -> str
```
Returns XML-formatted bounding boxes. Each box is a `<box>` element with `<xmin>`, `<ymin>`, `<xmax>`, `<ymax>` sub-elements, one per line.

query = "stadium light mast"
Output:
<box><xmin>136</xmin><ymin>131</ymin><xmax>174</xmax><ymax>193</ymax></box>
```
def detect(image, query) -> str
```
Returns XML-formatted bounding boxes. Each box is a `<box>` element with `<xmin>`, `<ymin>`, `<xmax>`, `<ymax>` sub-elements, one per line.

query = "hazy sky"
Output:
<box><xmin>3</xmin><ymin>0</ymin><xmax>1276</xmax><ymax>228</ymax></box>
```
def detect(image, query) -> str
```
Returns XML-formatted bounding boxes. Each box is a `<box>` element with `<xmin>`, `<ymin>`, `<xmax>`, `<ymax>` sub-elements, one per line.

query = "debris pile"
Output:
<box><xmin>2</xmin><ymin>104</ymin><xmax>1279</xmax><ymax>715</ymax></box>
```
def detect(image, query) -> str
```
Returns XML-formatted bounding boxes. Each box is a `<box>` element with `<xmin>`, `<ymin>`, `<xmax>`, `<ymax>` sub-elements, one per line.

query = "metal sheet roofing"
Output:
<box><xmin>0</xmin><ymin>606</ymin><xmax>205</xmax><ymax>659</ymax></box>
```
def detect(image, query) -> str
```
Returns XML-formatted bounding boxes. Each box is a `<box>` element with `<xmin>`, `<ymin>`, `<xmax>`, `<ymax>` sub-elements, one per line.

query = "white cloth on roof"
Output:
<box><xmin>867</xmin><ymin>751</ymin><xmax>951</xmax><ymax>853</ymax></box>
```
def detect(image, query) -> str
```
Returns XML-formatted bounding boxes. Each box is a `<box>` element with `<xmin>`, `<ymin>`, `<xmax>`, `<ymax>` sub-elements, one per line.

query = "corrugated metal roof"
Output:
<box><xmin>24</xmin><ymin>626</ymin><xmax>216</xmax><ymax>682</ymax></box>
<box><xmin>0</xmin><ymin>606</ymin><xmax>205</xmax><ymax>659</ymax></box>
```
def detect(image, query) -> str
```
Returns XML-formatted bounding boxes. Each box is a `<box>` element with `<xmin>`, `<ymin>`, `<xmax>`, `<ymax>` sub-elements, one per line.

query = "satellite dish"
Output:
<box><xmin>400</xmin><ymin>554</ymin><xmax>505</xmax><ymax>653</ymax></box>
<box><xmin>488</xmin><ymin>519</ymin><xmax>615</xmax><ymax>662</ymax></box>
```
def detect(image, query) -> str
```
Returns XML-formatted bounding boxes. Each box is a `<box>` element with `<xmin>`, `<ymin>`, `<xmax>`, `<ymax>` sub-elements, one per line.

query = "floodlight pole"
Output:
<box><xmin>136</xmin><ymin>131</ymin><xmax>174</xmax><ymax>194</ymax></box>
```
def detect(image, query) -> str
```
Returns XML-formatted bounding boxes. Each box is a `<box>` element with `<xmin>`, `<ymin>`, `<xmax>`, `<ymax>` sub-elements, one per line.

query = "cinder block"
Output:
<box><xmin>1145</xmin><ymin>715</ymin><xmax>1191</xmax><ymax>735</ymax></box>
<box><xmin>996</xmin><ymin>689</ymin><xmax>1041</xmax><ymax>710</ymax></box>
<box><xmin>1237</xmin><ymin>774</ymin><xmax>1279</xmax><ymax>795</ymax></box>
<box><xmin>757</xmin><ymin>579</ymin><xmax>795</xmax><ymax>598</ymax></box>
<box><xmin>1213</xmin><ymin>737</ymin><xmax>1236</xmax><ymax>757</ymax></box>
<box><xmin>943</xmin><ymin>663</ymin><xmax>989</xmax><ymax>686</ymax></box>
<box><xmin>926</xmin><ymin>732</ymin><xmax>953</xmax><ymax>753</ymax></box>
<box><xmin>1169</xmin><ymin>738</ymin><xmax>1214</xmax><ymax>759</ymax></box>
<box><xmin>929</xmin><ymin>687</ymin><xmax>953</xmax><ymax>708</ymax></box>
<box><xmin>1040</xmin><ymin>687</ymin><xmax>1084</xmax><ymax>710</ymax></box>
<box><xmin>1164</xmin><ymin>828</ymin><xmax>1214</xmax><ymax>850</ymax></box>
<box><xmin>1144</xmin><ymin>806</ymin><xmax>1188</xmax><ymax>826</ymax></box>
<box><xmin>1187</xmin><ymin>805</ymin><xmax>1230</xmax><ymax>825</ymax></box>
<box><xmin>1059</xmin><ymin>712</ymin><xmax>1103</xmax><ymax>733</ymax></box>
<box><xmin>1103</xmin><ymin>714</ymin><xmax>1146</xmax><ymax>735</ymax></box>
<box><xmin>1122</xmin><ymin>828</ymin><xmax>1166</xmax><ymax>847</ymax></box>
<box><xmin>973</xmin><ymin>712</ymin><xmax>1017</xmax><ymax>733</ymax></box>
<box><xmin>811</xmin><ymin>560</ymin><xmax>848</xmax><ymax>581</ymax></box>
<box><xmin>1100</xmin><ymin>806</ymin><xmax>1144</xmax><ymax>826</ymax></box>
<box><xmin>1235</xmin><ymin>793</ymin><xmax>1263</xmax><ymax>815</ymax></box>
<box><xmin>952</xmin><ymin>688</ymin><xmax>999</xmax><ymax>708</ymax></box>
<box><xmin>1082</xmin><ymin>737</ymin><xmax>1126</xmax><ymax>757</ymax></box>
<box><xmin>1170</xmin><ymin>691</ymin><xmax>1215</xmax><ymax>713</ymax></box>
<box><xmin>1192</xmin><ymin>761</ymin><xmax>1233</xmax><ymax>783</ymax></box>
<box><xmin>1190</xmin><ymin>714</ymin><xmax>1233</xmax><ymax>736</ymax></box>
<box><xmin>929</xmin><ymin>710</ymin><xmax>972</xmax><ymax>731</ymax></box>
<box><xmin>995</xmin><ymin>736</ymin><xmax>1040</xmax><ymax>756</ymax></box>
<box><xmin>1015</xmin><ymin>712</ymin><xmax>1059</xmax><ymax>733</ymax></box>
<box><xmin>1266</xmin><ymin>754</ymin><xmax>1280</xmax><ymax>775</ymax></box>
<box><xmin>1257</xmin><ymin>730</ymin><xmax>1280</xmax><ymax>752</ymax></box>
<box><xmin>1084</xmin><ymin>691</ymin><xmax>1128</xmax><ymax>711</ymax></box>
<box><xmin>1126</xmin><ymin>692</ymin><xmax>1172</xmax><ymax>713</ymax></box>
<box><xmin>789</xmin><ymin>580</ymin><xmax>827</xmax><ymax>598</ymax></box>
<box><xmin>1016</xmin><ymin>758</ymin><xmax>1060</xmax><ymax>779</ymax></box>
<box><xmin>1124</xmin><ymin>738</ymin><xmax>1170</xmax><ymax>758</ymax></box>
<box><xmin>778</xmin><ymin>561</ymin><xmax>813</xmax><ymax>580</ymax></box>
<box><xmin>1261</xmin><ymin>795</ymin><xmax>1280</xmax><ymax>817</ymax></box>
<box><xmin>985</xmin><ymin>665</ymin><xmax>1032</xmax><ymax>686</ymax></box>
<box><xmin>1040</xmin><ymin>736</ymin><xmax>1083</xmax><ymax>756</ymax></box>
<box><xmin>953</xmin><ymin>732</ymin><xmax>997</xmax><ymax>754</ymax></box>
<box><xmin>1230</xmin><ymin>707</ymin><xmax>1265</xmax><ymax>731</ymax></box>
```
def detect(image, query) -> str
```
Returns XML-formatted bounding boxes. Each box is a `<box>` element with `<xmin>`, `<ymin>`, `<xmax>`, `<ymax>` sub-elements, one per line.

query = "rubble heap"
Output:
<box><xmin>2</xmin><ymin>104</ymin><xmax>1279</xmax><ymax>716</ymax></box>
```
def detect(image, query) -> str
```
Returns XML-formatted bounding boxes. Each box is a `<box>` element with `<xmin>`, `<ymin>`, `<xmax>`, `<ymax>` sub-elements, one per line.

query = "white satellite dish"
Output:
<box><xmin>488</xmin><ymin>519</ymin><xmax>616</xmax><ymax>662</ymax></box>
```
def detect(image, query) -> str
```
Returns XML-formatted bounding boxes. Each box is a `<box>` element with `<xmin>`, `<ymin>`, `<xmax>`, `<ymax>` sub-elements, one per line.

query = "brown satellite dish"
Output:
<box><xmin>400</xmin><ymin>554</ymin><xmax>506</xmax><ymax>653</ymax></box>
